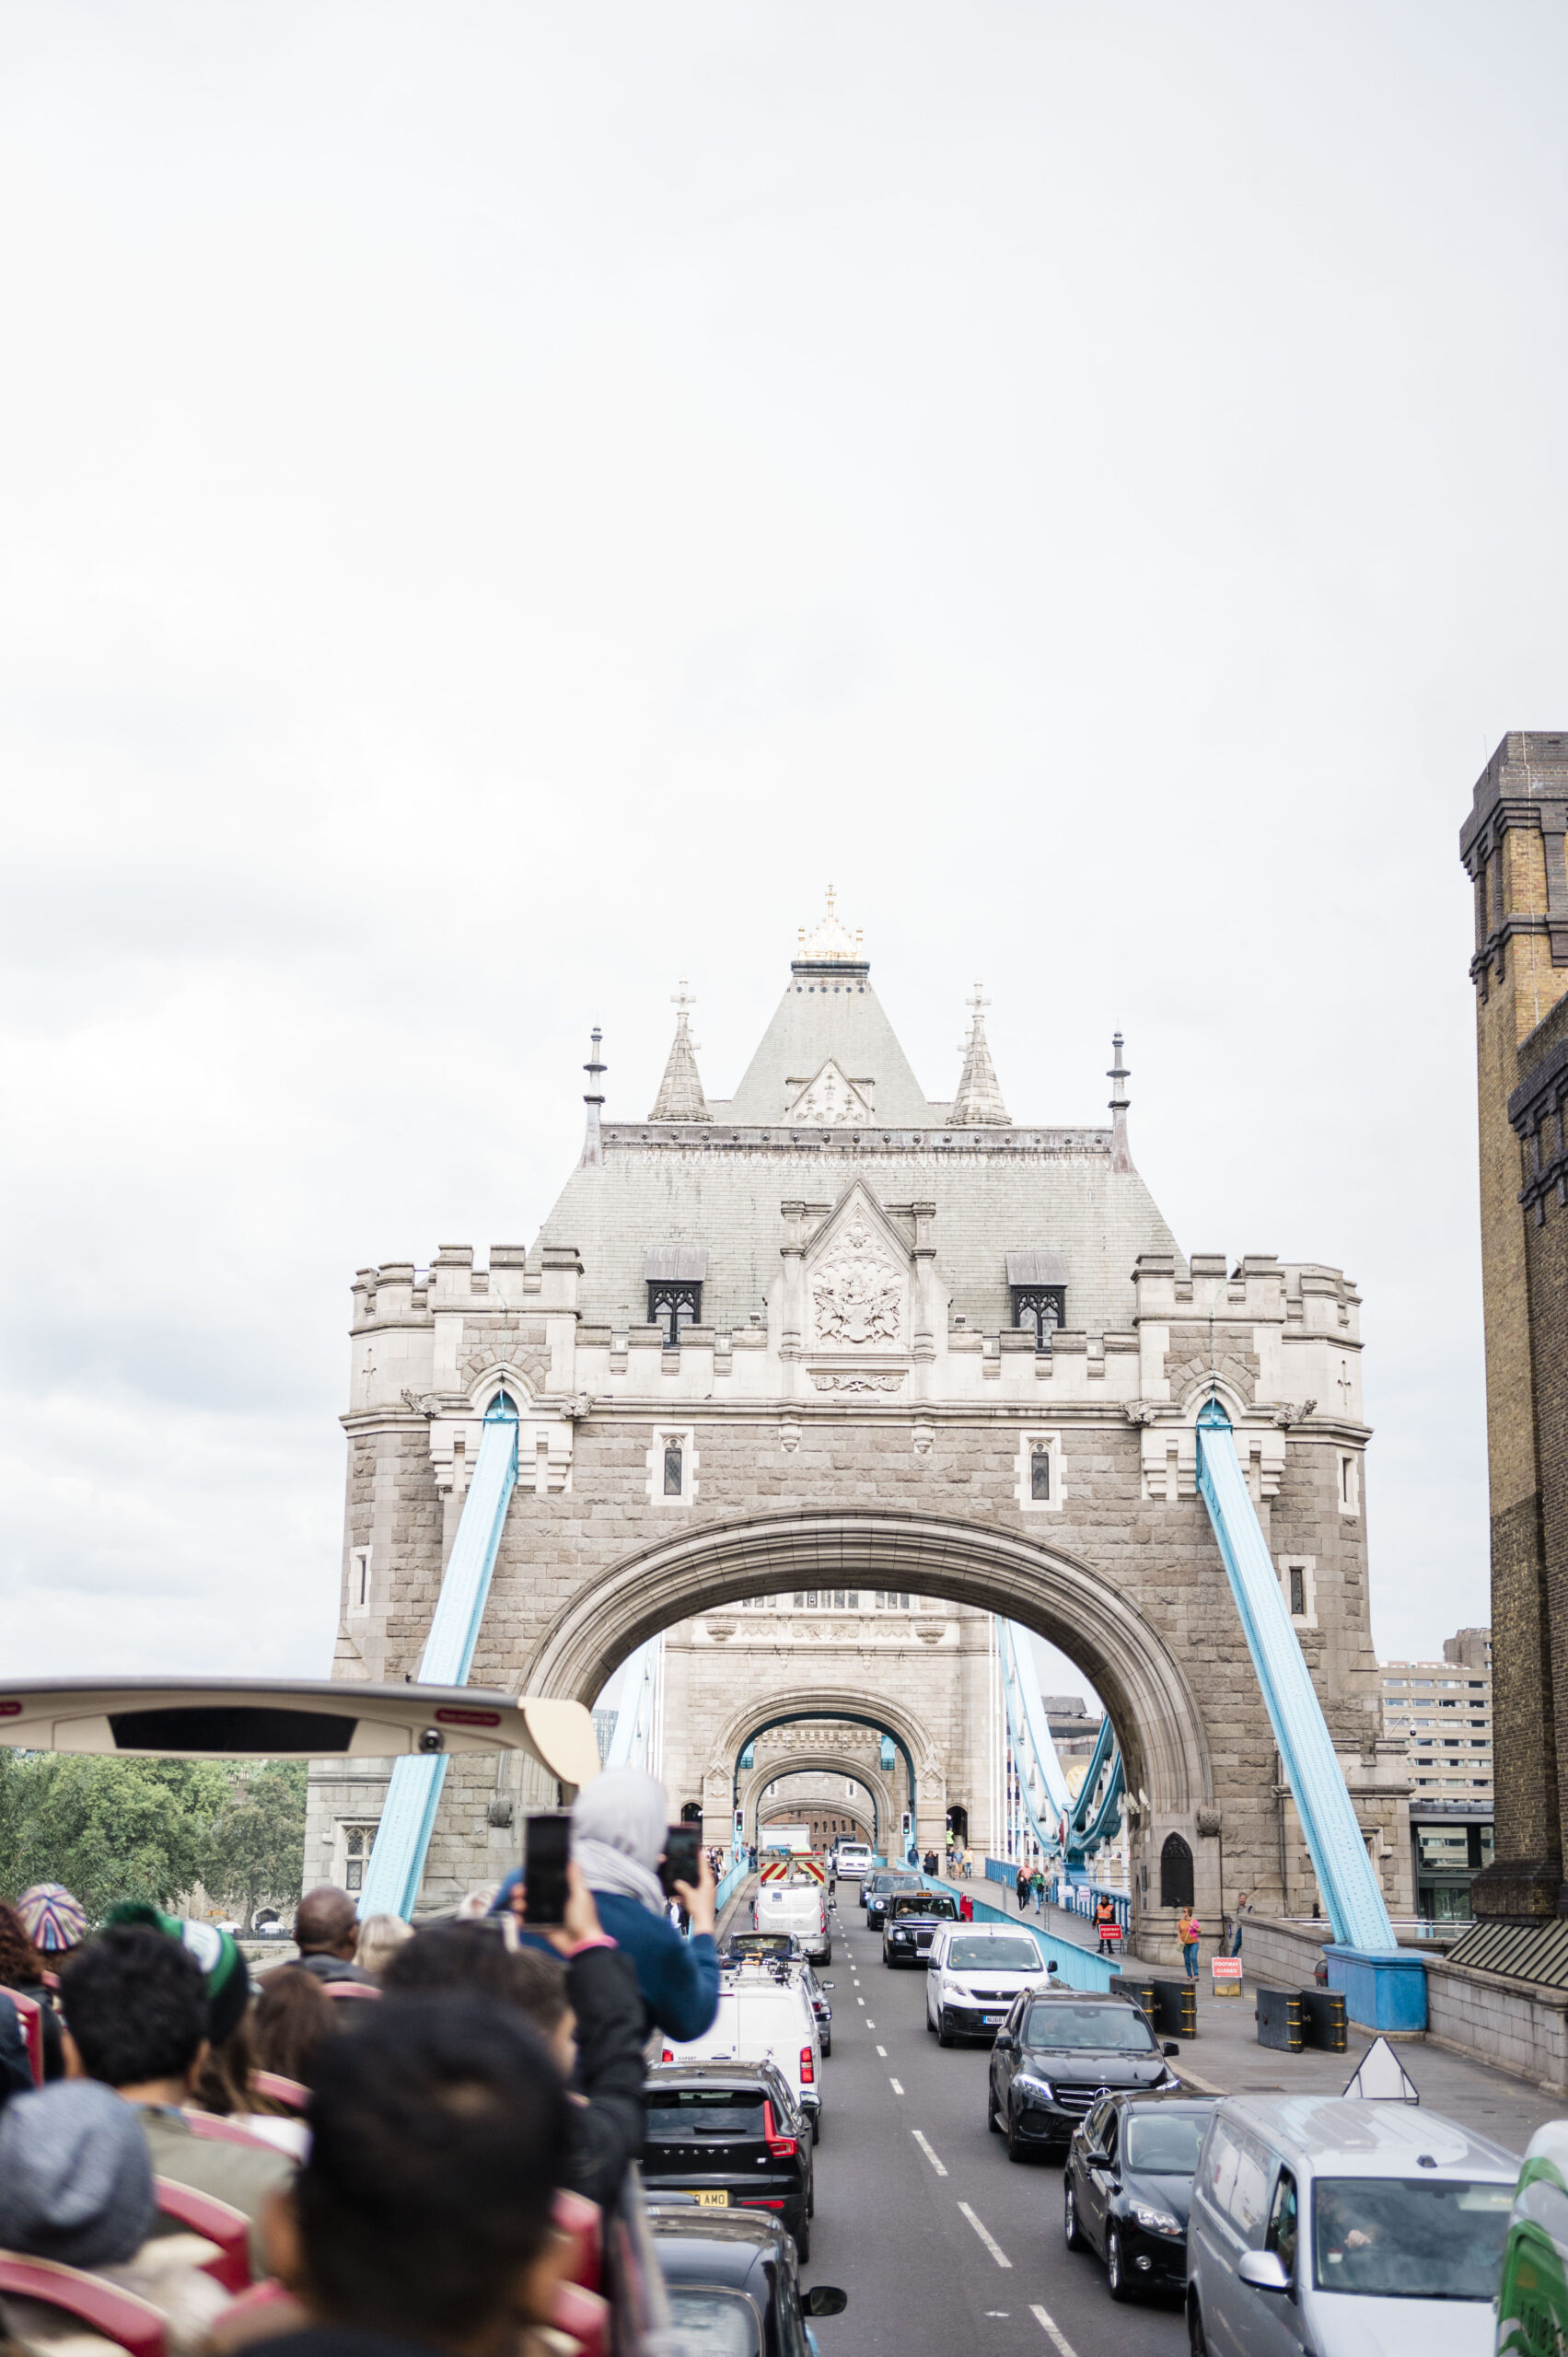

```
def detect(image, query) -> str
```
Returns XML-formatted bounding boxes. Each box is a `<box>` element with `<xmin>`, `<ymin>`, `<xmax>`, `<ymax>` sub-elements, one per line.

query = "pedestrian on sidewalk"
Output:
<box><xmin>1015</xmin><ymin>1865</ymin><xmax>1029</xmax><ymax>1913</ymax></box>
<box><xmin>1225</xmin><ymin>1894</ymin><xmax>1249</xmax><ymax>1956</ymax></box>
<box><xmin>1178</xmin><ymin>1907</ymin><xmax>1202</xmax><ymax>1980</ymax></box>
<box><xmin>1029</xmin><ymin>1866</ymin><xmax>1046</xmax><ymax>1915</ymax></box>
<box><xmin>1093</xmin><ymin>1894</ymin><xmax>1120</xmax><ymax>1957</ymax></box>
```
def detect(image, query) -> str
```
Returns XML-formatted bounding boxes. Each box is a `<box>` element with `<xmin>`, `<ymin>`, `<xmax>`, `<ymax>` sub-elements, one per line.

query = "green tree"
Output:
<box><xmin>197</xmin><ymin>1763</ymin><xmax>307</xmax><ymax>1933</ymax></box>
<box><xmin>0</xmin><ymin>1756</ymin><xmax>231</xmax><ymax>1922</ymax></box>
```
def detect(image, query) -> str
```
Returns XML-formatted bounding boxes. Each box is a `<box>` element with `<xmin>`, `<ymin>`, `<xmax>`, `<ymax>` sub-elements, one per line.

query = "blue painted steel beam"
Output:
<box><xmin>1196</xmin><ymin>1398</ymin><xmax>1396</xmax><ymax>1952</ymax></box>
<box><xmin>605</xmin><ymin>1637</ymin><xmax>661</xmax><ymax>1771</ymax></box>
<box><xmin>357</xmin><ymin>1392</ymin><xmax>520</xmax><ymax>1921</ymax></box>
<box><xmin>1069</xmin><ymin>1713</ymin><xmax>1117</xmax><ymax>1836</ymax></box>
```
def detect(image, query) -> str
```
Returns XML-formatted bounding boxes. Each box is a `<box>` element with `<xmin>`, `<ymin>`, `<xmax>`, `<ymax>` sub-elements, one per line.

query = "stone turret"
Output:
<box><xmin>649</xmin><ymin>986</ymin><xmax>712</xmax><ymax>1122</ymax></box>
<box><xmin>949</xmin><ymin>985</ymin><xmax>1009</xmax><ymax>1125</ymax></box>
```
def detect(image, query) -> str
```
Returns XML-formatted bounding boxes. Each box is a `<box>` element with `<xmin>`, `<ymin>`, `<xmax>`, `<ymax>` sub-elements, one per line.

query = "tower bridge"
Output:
<box><xmin>312</xmin><ymin>898</ymin><xmax>1411</xmax><ymax>1962</ymax></box>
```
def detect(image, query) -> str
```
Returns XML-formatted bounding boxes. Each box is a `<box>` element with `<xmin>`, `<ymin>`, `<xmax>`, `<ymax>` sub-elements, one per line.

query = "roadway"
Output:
<box><xmin>803</xmin><ymin>1890</ymin><xmax>1184</xmax><ymax>2357</ymax></box>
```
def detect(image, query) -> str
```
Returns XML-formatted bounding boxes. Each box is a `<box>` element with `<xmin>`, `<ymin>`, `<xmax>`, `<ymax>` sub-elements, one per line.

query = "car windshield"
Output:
<box><xmin>1124</xmin><ymin>2113</ymin><xmax>1209</xmax><ymax>2173</ymax></box>
<box><xmin>666</xmin><ymin>2290</ymin><xmax>762</xmax><ymax>2357</ymax></box>
<box><xmin>645</xmin><ymin>2090</ymin><xmax>765</xmax><ymax>2138</ymax></box>
<box><xmin>1311</xmin><ymin>2177</ymin><xmax>1512</xmax><ymax>2301</ymax></box>
<box><xmin>890</xmin><ymin>1894</ymin><xmax>957</xmax><ymax>1919</ymax></box>
<box><xmin>879</xmin><ymin>1876</ymin><xmax>920</xmax><ymax>1893</ymax></box>
<box><xmin>948</xmin><ymin>1937</ymin><xmax>1040</xmax><ymax>1970</ymax></box>
<box><xmin>1023</xmin><ymin>2003</ymin><xmax>1156</xmax><ymax>2051</ymax></box>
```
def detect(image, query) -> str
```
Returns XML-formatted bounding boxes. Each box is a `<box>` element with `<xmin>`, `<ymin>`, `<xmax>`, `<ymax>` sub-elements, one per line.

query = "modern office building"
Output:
<box><xmin>1381</xmin><ymin>1629</ymin><xmax>1494</xmax><ymax>1921</ymax></box>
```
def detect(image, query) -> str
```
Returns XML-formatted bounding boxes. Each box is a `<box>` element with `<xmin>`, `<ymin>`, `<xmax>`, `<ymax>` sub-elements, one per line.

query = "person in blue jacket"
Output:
<box><xmin>495</xmin><ymin>1769</ymin><xmax>720</xmax><ymax>2047</ymax></box>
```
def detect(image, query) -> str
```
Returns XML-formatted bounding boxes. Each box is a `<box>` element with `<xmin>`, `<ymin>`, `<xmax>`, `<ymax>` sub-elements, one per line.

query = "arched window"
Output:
<box><xmin>1159</xmin><ymin>1831</ymin><xmax>1194</xmax><ymax>1910</ymax></box>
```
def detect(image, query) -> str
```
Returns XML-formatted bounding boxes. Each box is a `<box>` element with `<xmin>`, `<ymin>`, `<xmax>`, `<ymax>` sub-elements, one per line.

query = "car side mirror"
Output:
<box><xmin>994</xmin><ymin>2031</ymin><xmax>1016</xmax><ymax>2051</ymax></box>
<box><xmin>1163</xmin><ymin>2041</ymin><xmax>1180</xmax><ymax>2056</ymax></box>
<box><xmin>1237</xmin><ymin>2251</ymin><xmax>1291</xmax><ymax>2295</ymax></box>
<box><xmin>805</xmin><ymin>2288</ymin><xmax>849</xmax><ymax>2317</ymax></box>
<box><xmin>1085</xmin><ymin>2146</ymin><xmax>1111</xmax><ymax>2167</ymax></box>
<box><xmin>821</xmin><ymin>1981</ymin><xmax>834</xmax><ymax>1989</ymax></box>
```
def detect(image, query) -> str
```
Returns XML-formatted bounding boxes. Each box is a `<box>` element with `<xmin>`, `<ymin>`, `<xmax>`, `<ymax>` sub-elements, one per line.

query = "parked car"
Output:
<box><xmin>755</xmin><ymin>1878</ymin><xmax>830</xmax><ymax>1964</ymax></box>
<box><xmin>647</xmin><ymin>2203</ymin><xmax>847</xmax><ymax>2355</ymax></box>
<box><xmin>923</xmin><ymin>1924</ymin><xmax>1050</xmax><ymax>2043</ymax></box>
<box><xmin>662</xmin><ymin>1961</ymin><xmax>824</xmax><ymax>2141</ymax></box>
<box><xmin>881</xmin><ymin>1889</ymin><xmax>958</xmax><ymax>1967</ymax></box>
<box><xmin>1063</xmin><ymin>2092</ymin><xmax>1219</xmax><ymax>2300</ymax></box>
<box><xmin>830</xmin><ymin>1841</ymin><xmax>874</xmax><ymax>1881</ymax></box>
<box><xmin>1186</xmin><ymin>2095</ymin><xmax>1516</xmax><ymax>2357</ymax></box>
<box><xmin>864</xmin><ymin>1871</ymin><xmax>923</xmax><ymax>1929</ymax></box>
<box><xmin>642</xmin><ymin>2062</ymin><xmax>817</xmax><ymax>2260</ymax></box>
<box><xmin>988</xmin><ymin>1990</ymin><xmax>1180</xmax><ymax>2162</ymax></box>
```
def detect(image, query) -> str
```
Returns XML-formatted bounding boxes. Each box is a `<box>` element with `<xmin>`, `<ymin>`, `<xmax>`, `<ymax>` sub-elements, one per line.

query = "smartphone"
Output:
<box><xmin>660</xmin><ymin>1825</ymin><xmax>703</xmax><ymax>1899</ymax></box>
<box><xmin>523</xmin><ymin>1812</ymin><xmax>572</xmax><ymax>1926</ymax></box>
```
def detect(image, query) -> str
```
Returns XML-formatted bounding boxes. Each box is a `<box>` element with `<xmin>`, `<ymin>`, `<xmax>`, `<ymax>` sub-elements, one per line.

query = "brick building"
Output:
<box><xmin>1458</xmin><ymin>737</ymin><xmax>1568</xmax><ymax>1928</ymax></box>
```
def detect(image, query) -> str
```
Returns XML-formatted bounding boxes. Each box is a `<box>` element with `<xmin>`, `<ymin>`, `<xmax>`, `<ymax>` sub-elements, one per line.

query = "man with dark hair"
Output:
<box><xmin>290</xmin><ymin>1888</ymin><xmax>376</xmax><ymax>1985</ymax></box>
<box><xmin>381</xmin><ymin>1880</ymin><xmax>644</xmax><ymax>2212</ymax></box>
<box><xmin>260</xmin><ymin>1996</ymin><xmax>571</xmax><ymax>2357</ymax></box>
<box><xmin>59</xmin><ymin>1926</ymin><xmax>292</xmax><ymax>2267</ymax></box>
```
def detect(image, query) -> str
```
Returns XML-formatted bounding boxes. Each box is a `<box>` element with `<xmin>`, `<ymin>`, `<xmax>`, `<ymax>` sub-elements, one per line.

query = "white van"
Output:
<box><xmin>754</xmin><ymin>1879</ymin><xmax>830</xmax><ymax>1963</ymax></box>
<box><xmin>831</xmin><ymin>1842</ymin><xmax>874</xmax><ymax>1881</ymax></box>
<box><xmin>662</xmin><ymin>1967</ymin><xmax>824</xmax><ymax>2139</ymax></box>
<box><xmin>1187</xmin><ymin>2094</ymin><xmax>1516</xmax><ymax>2357</ymax></box>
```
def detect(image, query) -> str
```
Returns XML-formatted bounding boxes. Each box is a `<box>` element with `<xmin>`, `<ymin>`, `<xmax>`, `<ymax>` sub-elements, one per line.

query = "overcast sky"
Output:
<box><xmin>4</xmin><ymin>3</ymin><xmax>1563</xmax><ymax>1702</ymax></box>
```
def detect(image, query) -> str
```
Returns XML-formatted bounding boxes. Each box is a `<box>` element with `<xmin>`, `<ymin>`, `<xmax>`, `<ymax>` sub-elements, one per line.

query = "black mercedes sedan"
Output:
<box><xmin>647</xmin><ymin>2206</ymin><xmax>848</xmax><ymax>2356</ymax></box>
<box><xmin>863</xmin><ymin>1870</ymin><xmax>922</xmax><ymax>1927</ymax></box>
<box><xmin>1063</xmin><ymin>2093</ymin><xmax>1218</xmax><ymax>2300</ymax></box>
<box><xmin>987</xmin><ymin>1989</ymin><xmax>1181</xmax><ymax>2160</ymax></box>
<box><xmin>881</xmin><ymin>1888</ymin><xmax>958</xmax><ymax>1966</ymax></box>
<box><xmin>642</xmin><ymin>2062</ymin><xmax>817</xmax><ymax>2260</ymax></box>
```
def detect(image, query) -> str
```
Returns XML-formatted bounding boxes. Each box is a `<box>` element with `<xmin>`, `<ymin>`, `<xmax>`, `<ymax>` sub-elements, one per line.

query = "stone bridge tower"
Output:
<box><xmin>307</xmin><ymin>897</ymin><xmax>1411</xmax><ymax>1954</ymax></box>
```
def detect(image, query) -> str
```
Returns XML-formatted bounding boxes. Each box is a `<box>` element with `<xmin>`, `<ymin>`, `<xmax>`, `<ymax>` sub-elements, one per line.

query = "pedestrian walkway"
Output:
<box><xmin>939</xmin><ymin>1872</ymin><xmax>1565</xmax><ymax>2153</ymax></box>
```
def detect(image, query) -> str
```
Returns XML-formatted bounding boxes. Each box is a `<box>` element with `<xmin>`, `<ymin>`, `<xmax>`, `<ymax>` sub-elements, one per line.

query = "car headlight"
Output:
<box><xmin>1130</xmin><ymin>2202</ymin><xmax>1182</xmax><ymax>2237</ymax></box>
<box><xmin>1012</xmin><ymin>2072</ymin><xmax>1054</xmax><ymax>2102</ymax></box>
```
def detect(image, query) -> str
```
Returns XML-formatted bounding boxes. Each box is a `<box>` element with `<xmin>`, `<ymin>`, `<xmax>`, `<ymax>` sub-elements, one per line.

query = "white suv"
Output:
<box><xmin>831</xmin><ymin>1842</ymin><xmax>874</xmax><ymax>1880</ymax></box>
<box><xmin>924</xmin><ymin>1923</ymin><xmax>1051</xmax><ymax>2045</ymax></box>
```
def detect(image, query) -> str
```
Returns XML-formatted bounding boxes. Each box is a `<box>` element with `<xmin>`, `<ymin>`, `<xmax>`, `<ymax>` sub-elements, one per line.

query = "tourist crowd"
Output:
<box><xmin>0</xmin><ymin>1768</ymin><xmax>719</xmax><ymax>2357</ymax></box>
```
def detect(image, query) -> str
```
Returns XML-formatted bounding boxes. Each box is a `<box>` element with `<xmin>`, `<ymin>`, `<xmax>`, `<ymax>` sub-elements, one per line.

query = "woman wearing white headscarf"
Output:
<box><xmin>570</xmin><ymin>1770</ymin><xmax>719</xmax><ymax>2043</ymax></box>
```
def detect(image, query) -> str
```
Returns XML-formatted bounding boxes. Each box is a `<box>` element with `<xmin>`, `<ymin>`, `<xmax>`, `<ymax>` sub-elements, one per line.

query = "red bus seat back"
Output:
<box><xmin>552</xmin><ymin>2189</ymin><xmax>602</xmax><ymax>2292</ymax></box>
<box><xmin>150</xmin><ymin>2181</ymin><xmax>250</xmax><ymax>2292</ymax></box>
<box><xmin>0</xmin><ymin>2253</ymin><xmax>168</xmax><ymax>2357</ymax></box>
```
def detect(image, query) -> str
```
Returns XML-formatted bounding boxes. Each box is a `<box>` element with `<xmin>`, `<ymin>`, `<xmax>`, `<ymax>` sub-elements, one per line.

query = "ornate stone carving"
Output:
<box><xmin>1270</xmin><ymin>1398</ymin><xmax>1318</xmax><ymax>1429</ymax></box>
<box><xmin>810</xmin><ymin>1217</ymin><xmax>903</xmax><ymax>1347</ymax></box>
<box><xmin>1123</xmin><ymin>1400</ymin><xmax>1157</xmax><ymax>1427</ymax></box>
<box><xmin>810</xmin><ymin>1369</ymin><xmax>905</xmax><ymax>1395</ymax></box>
<box><xmin>789</xmin><ymin>1060</ymin><xmax>873</xmax><ymax>1123</ymax></box>
<box><xmin>912</xmin><ymin>1422</ymin><xmax>934</xmax><ymax>1456</ymax></box>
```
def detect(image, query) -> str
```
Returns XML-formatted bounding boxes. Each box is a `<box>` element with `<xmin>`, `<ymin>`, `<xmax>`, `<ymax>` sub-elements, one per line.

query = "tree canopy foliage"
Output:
<box><xmin>0</xmin><ymin>1753</ymin><xmax>308</xmax><ymax>1928</ymax></box>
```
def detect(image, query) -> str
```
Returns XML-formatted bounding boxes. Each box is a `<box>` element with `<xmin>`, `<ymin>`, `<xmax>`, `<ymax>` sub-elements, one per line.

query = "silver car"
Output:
<box><xmin>1187</xmin><ymin>2094</ymin><xmax>1517</xmax><ymax>2357</ymax></box>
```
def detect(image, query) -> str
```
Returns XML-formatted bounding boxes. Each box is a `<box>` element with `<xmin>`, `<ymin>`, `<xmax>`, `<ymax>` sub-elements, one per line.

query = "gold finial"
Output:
<box><xmin>797</xmin><ymin>886</ymin><xmax>862</xmax><ymax>964</ymax></box>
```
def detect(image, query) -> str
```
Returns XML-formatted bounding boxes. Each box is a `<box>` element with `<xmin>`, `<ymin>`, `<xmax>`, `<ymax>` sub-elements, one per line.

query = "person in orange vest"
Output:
<box><xmin>1093</xmin><ymin>1894</ymin><xmax>1121</xmax><ymax>1957</ymax></box>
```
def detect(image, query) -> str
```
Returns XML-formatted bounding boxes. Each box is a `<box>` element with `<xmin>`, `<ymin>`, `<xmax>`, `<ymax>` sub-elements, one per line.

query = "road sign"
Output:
<box><xmin>1212</xmin><ymin>1956</ymin><xmax>1244</xmax><ymax>1996</ymax></box>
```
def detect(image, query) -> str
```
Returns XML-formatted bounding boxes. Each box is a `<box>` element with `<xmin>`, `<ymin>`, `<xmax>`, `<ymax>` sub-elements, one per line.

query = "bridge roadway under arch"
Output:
<box><xmin>748</xmin><ymin>1756</ymin><xmax>887</xmax><ymax>1846</ymax></box>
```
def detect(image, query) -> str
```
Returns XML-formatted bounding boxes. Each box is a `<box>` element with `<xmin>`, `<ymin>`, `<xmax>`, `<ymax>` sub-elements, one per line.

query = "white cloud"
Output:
<box><xmin>3</xmin><ymin>0</ymin><xmax>1558</xmax><ymax>1680</ymax></box>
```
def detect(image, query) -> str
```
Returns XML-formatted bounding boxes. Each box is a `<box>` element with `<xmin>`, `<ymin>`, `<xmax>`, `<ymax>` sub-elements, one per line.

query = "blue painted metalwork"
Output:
<box><xmin>605</xmin><ymin>1637</ymin><xmax>662</xmax><ymax>1771</ymax></box>
<box><xmin>357</xmin><ymin>1392</ymin><xmax>520</xmax><ymax>1921</ymax></box>
<box><xmin>995</xmin><ymin>1619</ymin><xmax>1074</xmax><ymax>1861</ymax></box>
<box><xmin>1196</xmin><ymin>1398</ymin><xmax>1397</xmax><ymax>1953</ymax></box>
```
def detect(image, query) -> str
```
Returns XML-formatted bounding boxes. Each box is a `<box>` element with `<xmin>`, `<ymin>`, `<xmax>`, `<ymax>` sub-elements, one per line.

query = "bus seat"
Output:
<box><xmin>151</xmin><ymin>2182</ymin><xmax>250</xmax><ymax>2292</ymax></box>
<box><xmin>0</xmin><ymin>2253</ymin><xmax>167</xmax><ymax>2357</ymax></box>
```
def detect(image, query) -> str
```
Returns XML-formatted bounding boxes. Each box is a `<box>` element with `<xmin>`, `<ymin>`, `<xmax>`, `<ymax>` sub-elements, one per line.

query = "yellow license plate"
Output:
<box><xmin>690</xmin><ymin>2190</ymin><xmax>730</xmax><ymax>2208</ymax></box>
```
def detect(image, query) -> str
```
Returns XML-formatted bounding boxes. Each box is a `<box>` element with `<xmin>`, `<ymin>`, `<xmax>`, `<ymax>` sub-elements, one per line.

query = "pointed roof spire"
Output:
<box><xmin>1108</xmin><ymin>1031</ymin><xmax>1132</xmax><ymax>1174</ymax></box>
<box><xmin>950</xmin><ymin>983</ymin><xmax>1010</xmax><ymax>1125</ymax></box>
<box><xmin>580</xmin><ymin>1027</ymin><xmax>606</xmax><ymax>1167</ymax></box>
<box><xmin>649</xmin><ymin>983</ymin><xmax>713</xmax><ymax>1122</ymax></box>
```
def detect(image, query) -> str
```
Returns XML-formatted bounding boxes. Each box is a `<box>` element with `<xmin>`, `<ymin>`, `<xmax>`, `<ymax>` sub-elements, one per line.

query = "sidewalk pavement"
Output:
<box><xmin>961</xmin><ymin>1873</ymin><xmax>1565</xmax><ymax>2155</ymax></box>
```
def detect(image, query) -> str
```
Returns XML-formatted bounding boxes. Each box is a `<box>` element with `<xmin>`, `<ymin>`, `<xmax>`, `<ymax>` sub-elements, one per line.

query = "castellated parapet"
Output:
<box><xmin>308</xmin><ymin>916</ymin><xmax>1408</xmax><ymax>1958</ymax></box>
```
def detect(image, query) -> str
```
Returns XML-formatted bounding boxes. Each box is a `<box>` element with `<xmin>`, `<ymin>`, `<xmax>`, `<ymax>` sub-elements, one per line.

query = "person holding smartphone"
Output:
<box><xmin>566</xmin><ymin>1770</ymin><xmax>720</xmax><ymax>2044</ymax></box>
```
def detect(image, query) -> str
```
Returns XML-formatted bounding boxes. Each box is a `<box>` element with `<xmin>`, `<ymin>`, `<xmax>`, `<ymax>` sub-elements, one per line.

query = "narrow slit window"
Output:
<box><xmin>1031</xmin><ymin>1446</ymin><xmax>1051</xmax><ymax>1502</ymax></box>
<box><xmin>663</xmin><ymin>1443</ymin><xmax>683</xmax><ymax>1497</ymax></box>
<box><xmin>1289</xmin><ymin>1565</ymin><xmax>1306</xmax><ymax>1617</ymax></box>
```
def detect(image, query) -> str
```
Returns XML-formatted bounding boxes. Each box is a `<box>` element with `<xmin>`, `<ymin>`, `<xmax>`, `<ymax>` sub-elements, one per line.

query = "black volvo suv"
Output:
<box><xmin>987</xmin><ymin>1990</ymin><xmax>1180</xmax><ymax>2161</ymax></box>
<box><xmin>642</xmin><ymin>2062</ymin><xmax>817</xmax><ymax>2260</ymax></box>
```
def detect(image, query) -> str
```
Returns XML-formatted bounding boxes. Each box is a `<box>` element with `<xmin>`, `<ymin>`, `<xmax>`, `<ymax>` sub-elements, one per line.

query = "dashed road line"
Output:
<box><xmin>876</xmin><ymin>2044</ymin><xmax>887</xmax><ymax>2056</ymax></box>
<box><xmin>911</xmin><ymin>2130</ymin><xmax>947</xmax><ymax>2177</ymax></box>
<box><xmin>1030</xmin><ymin>2304</ymin><xmax>1077</xmax><ymax>2357</ymax></box>
<box><xmin>857</xmin><ymin>1996</ymin><xmax>865</xmax><ymax>2005</ymax></box>
<box><xmin>889</xmin><ymin>2076</ymin><xmax>904</xmax><ymax>2094</ymax></box>
<box><xmin>959</xmin><ymin>2204</ymin><xmax>1012</xmax><ymax>2268</ymax></box>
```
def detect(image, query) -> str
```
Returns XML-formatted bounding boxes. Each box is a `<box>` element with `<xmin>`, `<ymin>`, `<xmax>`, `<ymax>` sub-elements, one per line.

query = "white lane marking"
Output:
<box><xmin>889</xmin><ymin>2076</ymin><xmax>904</xmax><ymax>2094</ymax></box>
<box><xmin>876</xmin><ymin>2044</ymin><xmax>887</xmax><ymax>2056</ymax></box>
<box><xmin>912</xmin><ymin>2130</ymin><xmax>947</xmax><ymax>2177</ymax></box>
<box><xmin>865</xmin><ymin>2019</ymin><xmax>875</xmax><ymax>2026</ymax></box>
<box><xmin>856</xmin><ymin>1996</ymin><xmax>865</xmax><ymax>2005</ymax></box>
<box><xmin>1030</xmin><ymin>2304</ymin><xmax>1077</xmax><ymax>2357</ymax></box>
<box><xmin>959</xmin><ymin>2204</ymin><xmax>1012</xmax><ymax>2268</ymax></box>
